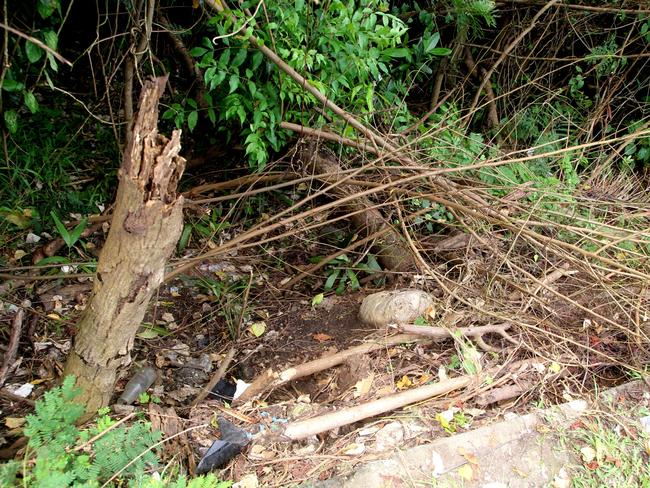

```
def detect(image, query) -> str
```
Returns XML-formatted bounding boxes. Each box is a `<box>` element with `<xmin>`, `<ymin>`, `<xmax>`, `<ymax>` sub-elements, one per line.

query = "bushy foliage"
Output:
<box><xmin>0</xmin><ymin>377</ymin><xmax>230</xmax><ymax>488</ymax></box>
<box><xmin>168</xmin><ymin>0</ymin><xmax>463</xmax><ymax>169</ymax></box>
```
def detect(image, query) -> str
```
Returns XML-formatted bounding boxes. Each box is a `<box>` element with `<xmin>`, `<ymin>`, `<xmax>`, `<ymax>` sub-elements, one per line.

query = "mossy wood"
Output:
<box><xmin>64</xmin><ymin>76</ymin><xmax>185</xmax><ymax>412</ymax></box>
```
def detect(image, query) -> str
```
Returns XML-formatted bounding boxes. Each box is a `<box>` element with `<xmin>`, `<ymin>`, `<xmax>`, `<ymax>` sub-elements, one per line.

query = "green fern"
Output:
<box><xmin>23</xmin><ymin>375</ymin><xmax>84</xmax><ymax>452</ymax></box>
<box><xmin>0</xmin><ymin>375</ymin><xmax>230</xmax><ymax>487</ymax></box>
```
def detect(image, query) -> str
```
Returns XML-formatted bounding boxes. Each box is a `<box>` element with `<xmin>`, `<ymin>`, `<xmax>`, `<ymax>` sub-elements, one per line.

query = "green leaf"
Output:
<box><xmin>35</xmin><ymin>256</ymin><xmax>71</xmax><ymax>266</ymax></box>
<box><xmin>381</xmin><ymin>47</ymin><xmax>411</xmax><ymax>58</ymax></box>
<box><xmin>231</xmin><ymin>48</ymin><xmax>247</xmax><ymax>68</ymax></box>
<box><xmin>3</xmin><ymin>110</ymin><xmax>18</xmax><ymax>134</ymax></box>
<box><xmin>2</xmin><ymin>79</ymin><xmax>24</xmax><ymax>92</ymax></box>
<box><xmin>50</xmin><ymin>211</ymin><xmax>71</xmax><ymax>247</ymax></box>
<box><xmin>46</xmin><ymin>53</ymin><xmax>59</xmax><ymax>72</ymax></box>
<box><xmin>423</xmin><ymin>32</ymin><xmax>440</xmax><ymax>53</ymax></box>
<box><xmin>324</xmin><ymin>269</ymin><xmax>340</xmax><ymax>290</ymax></box>
<box><xmin>311</xmin><ymin>293</ymin><xmax>324</xmax><ymax>307</ymax></box>
<box><xmin>189</xmin><ymin>47</ymin><xmax>208</xmax><ymax>57</ymax></box>
<box><xmin>37</xmin><ymin>0</ymin><xmax>58</xmax><ymax>19</ymax></box>
<box><xmin>43</xmin><ymin>30</ymin><xmax>58</xmax><ymax>50</ymax></box>
<box><xmin>25</xmin><ymin>41</ymin><xmax>44</xmax><ymax>63</ymax></box>
<box><xmin>346</xmin><ymin>269</ymin><xmax>359</xmax><ymax>290</ymax></box>
<box><xmin>68</xmin><ymin>218</ymin><xmax>88</xmax><ymax>247</ymax></box>
<box><xmin>24</xmin><ymin>91</ymin><xmax>39</xmax><ymax>114</ymax></box>
<box><xmin>365</xmin><ymin>86</ymin><xmax>374</xmax><ymax>113</ymax></box>
<box><xmin>229</xmin><ymin>74</ymin><xmax>239</xmax><ymax>94</ymax></box>
<box><xmin>178</xmin><ymin>225</ymin><xmax>192</xmax><ymax>252</ymax></box>
<box><xmin>249</xmin><ymin>321</ymin><xmax>266</xmax><ymax>337</ymax></box>
<box><xmin>428</xmin><ymin>47</ymin><xmax>452</xmax><ymax>56</ymax></box>
<box><xmin>187</xmin><ymin>111</ymin><xmax>198</xmax><ymax>131</ymax></box>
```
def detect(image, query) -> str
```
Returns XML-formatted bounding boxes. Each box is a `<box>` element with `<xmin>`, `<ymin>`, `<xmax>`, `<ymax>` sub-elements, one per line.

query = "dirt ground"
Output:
<box><xmin>1</xmin><ymin>246</ymin><xmax>648</xmax><ymax>486</ymax></box>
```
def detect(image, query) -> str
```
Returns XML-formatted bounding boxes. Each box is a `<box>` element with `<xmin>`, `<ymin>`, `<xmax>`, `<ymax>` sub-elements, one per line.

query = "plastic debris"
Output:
<box><xmin>210</xmin><ymin>379</ymin><xmax>236</xmax><ymax>402</ymax></box>
<box><xmin>118</xmin><ymin>365</ymin><xmax>157</xmax><ymax>405</ymax></box>
<box><xmin>196</xmin><ymin>417</ymin><xmax>250</xmax><ymax>474</ymax></box>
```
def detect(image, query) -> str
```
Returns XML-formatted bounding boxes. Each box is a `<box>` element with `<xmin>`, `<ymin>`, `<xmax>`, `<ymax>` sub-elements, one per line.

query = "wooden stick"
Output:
<box><xmin>0</xmin><ymin>309</ymin><xmax>24</xmax><ymax>387</ymax></box>
<box><xmin>233</xmin><ymin>334</ymin><xmax>429</xmax><ymax>405</ymax></box>
<box><xmin>392</xmin><ymin>322</ymin><xmax>518</xmax><ymax>346</ymax></box>
<box><xmin>273</xmin><ymin>376</ymin><xmax>472</xmax><ymax>441</ymax></box>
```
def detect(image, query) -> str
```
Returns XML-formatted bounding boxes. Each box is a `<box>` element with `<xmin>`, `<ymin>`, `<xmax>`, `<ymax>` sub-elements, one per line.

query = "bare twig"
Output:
<box><xmin>233</xmin><ymin>333</ymin><xmax>430</xmax><ymax>406</ymax></box>
<box><xmin>391</xmin><ymin>322</ymin><xmax>518</xmax><ymax>349</ymax></box>
<box><xmin>466</xmin><ymin>0</ymin><xmax>559</xmax><ymax>123</ymax></box>
<box><xmin>0</xmin><ymin>21</ymin><xmax>72</xmax><ymax>66</ymax></box>
<box><xmin>0</xmin><ymin>309</ymin><xmax>24</xmax><ymax>387</ymax></box>
<box><xmin>191</xmin><ymin>346</ymin><xmax>236</xmax><ymax>407</ymax></box>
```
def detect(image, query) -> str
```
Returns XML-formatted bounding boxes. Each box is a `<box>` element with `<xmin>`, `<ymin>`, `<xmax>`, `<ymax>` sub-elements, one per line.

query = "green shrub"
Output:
<box><xmin>0</xmin><ymin>376</ymin><xmax>230</xmax><ymax>488</ymax></box>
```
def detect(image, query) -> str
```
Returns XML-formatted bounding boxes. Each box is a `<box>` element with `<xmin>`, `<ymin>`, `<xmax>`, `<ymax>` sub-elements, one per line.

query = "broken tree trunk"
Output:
<box><xmin>297</xmin><ymin>142</ymin><xmax>416</xmax><ymax>272</ymax></box>
<box><xmin>64</xmin><ymin>76</ymin><xmax>185</xmax><ymax>413</ymax></box>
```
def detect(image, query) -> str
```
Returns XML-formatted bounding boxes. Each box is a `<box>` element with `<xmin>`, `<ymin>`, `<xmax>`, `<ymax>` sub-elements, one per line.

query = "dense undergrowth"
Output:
<box><xmin>1</xmin><ymin>0</ymin><xmax>649</xmax><ymax>485</ymax></box>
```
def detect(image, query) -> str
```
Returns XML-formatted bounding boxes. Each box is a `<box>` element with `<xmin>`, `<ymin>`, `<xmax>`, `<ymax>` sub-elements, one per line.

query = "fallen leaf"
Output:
<box><xmin>415</xmin><ymin>373</ymin><xmax>432</xmax><ymax>385</ymax></box>
<box><xmin>13</xmin><ymin>249</ymin><xmax>27</xmax><ymax>260</ymax></box>
<box><xmin>161</xmin><ymin>312</ymin><xmax>175</xmax><ymax>323</ymax></box>
<box><xmin>457</xmin><ymin>463</ymin><xmax>473</xmax><ymax>481</ymax></box>
<box><xmin>396</xmin><ymin>375</ymin><xmax>412</xmax><ymax>390</ymax></box>
<box><xmin>586</xmin><ymin>460</ymin><xmax>599</xmax><ymax>470</ymax></box>
<box><xmin>341</xmin><ymin>442</ymin><xmax>365</xmax><ymax>456</ymax></box>
<box><xmin>313</xmin><ymin>332</ymin><xmax>333</xmax><ymax>343</ymax></box>
<box><xmin>249</xmin><ymin>321</ymin><xmax>266</xmax><ymax>337</ymax></box>
<box><xmin>5</xmin><ymin>417</ymin><xmax>25</xmax><ymax>429</ymax></box>
<box><xmin>236</xmin><ymin>474</ymin><xmax>259</xmax><ymax>488</ymax></box>
<box><xmin>512</xmin><ymin>466</ymin><xmax>528</xmax><ymax>477</ymax></box>
<box><xmin>353</xmin><ymin>374</ymin><xmax>374</xmax><ymax>398</ymax></box>
<box><xmin>137</xmin><ymin>328</ymin><xmax>161</xmax><ymax>339</ymax></box>
<box><xmin>311</xmin><ymin>293</ymin><xmax>324</xmax><ymax>307</ymax></box>
<box><xmin>438</xmin><ymin>365</ymin><xmax>448</xmax><ymax>381</ymax></box>
<box><xmin>46</xmin><ymin>313</ymin><xmax>61</xmax><ymax>321</ymax></box>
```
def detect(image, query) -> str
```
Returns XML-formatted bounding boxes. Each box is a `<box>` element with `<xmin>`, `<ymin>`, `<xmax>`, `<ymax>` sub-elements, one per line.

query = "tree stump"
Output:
<box><xmin>64</xmin><ymin>76</ymin><xmax>185</xmax><ymax>413</ymax></box>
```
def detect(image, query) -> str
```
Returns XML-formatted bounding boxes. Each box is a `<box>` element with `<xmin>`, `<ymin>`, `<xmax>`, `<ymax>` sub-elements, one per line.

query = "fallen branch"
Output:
<box><xmin>280</xmin><ymin>122</ymin><xmax>379</xmax><ymax>155</ymax></box>
<box><xmin>298</xmin><ymin>142</ymin><xmax>416</xmax><ymax>272</ymax></box>
<box><xmin>270</xmin><ymin>376</ymin><xmax>472</xmax><ymax>441</ymax></box>
<box><xmin>476</xmin><ymin>365</ymin><xmax>569</xmax><ymax>406</ymax></box>
<box><xmin>233</xmin><ymin>333</ymin><xmax>430</xmax><ymax>406</ymax></box>
<box><xmin>391</xmin><ymin>322</ymin><xmax>518</xmax><ymax>352</ymax></box>
<box><xmin>31</xmin><ymin>222</ymin><xmax>103</xmax><ymax>265</ymax></box>
<box><xmin>191</xmin><ymin>346</ymin><xmax>236</xmax><ymax>407</ymax></box>
<box><xmin>0</xmin><ymin>309</ymin><xmax>24</xmax><ymax>387</ymax></box>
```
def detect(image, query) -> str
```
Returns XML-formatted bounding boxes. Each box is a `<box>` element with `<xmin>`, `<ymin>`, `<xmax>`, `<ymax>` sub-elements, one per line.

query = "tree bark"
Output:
<box><xmin>64</xmin><ymin>76</ymin><xmax>185</xmax><ymax>413</ymax></box>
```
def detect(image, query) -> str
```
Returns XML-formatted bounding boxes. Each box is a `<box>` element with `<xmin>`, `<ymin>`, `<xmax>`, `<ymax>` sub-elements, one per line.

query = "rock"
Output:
<box><xmin>373</xmin><ymin>421</ymin><xmax>404</xmax><ymax>452</ymax></box>
<box><xmin>359</xmin><ymin>289</ymin><xmax>434</xmax><ymax>326</ymax></box>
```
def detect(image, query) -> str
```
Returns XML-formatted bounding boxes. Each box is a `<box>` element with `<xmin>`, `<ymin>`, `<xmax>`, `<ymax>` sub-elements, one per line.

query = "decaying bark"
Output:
<box><xmin>64</xmin><ymin>76</ymin><xmax>185</xmax><ymax>413</ymax></box>
<box><xmin>297</xmin><ymin>142</ymin><xmax>416</xmax><ymax>272</ymax></box>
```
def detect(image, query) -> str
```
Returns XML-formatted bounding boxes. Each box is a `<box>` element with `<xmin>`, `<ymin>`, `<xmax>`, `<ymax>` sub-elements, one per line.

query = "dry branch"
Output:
<box><xmin>391</xmin><ymin>322</ymin><xmax>518</xmax><ymax>351</ymax></box>
<box><xmin>269</xmin><ymin>376</ymin><xmax>472</xmax><ymax>441</ymax></box>
<box><xmin>467</xmin><ymin>0</ymin><xmax>559</xmax><ymax>122</ymax></box>
<box><xmin>0</xmin><ymin>309</ymin><xmax>24</xmax><ymax>387</ymax></box>
<box><xmin>233</xmin><ymin>333</ymin><xmax>430</xmax><ymax>406</ymax></box>
<box><xmin>298</xmin><ymin>142</ymin><xmax>416</xmax><ymax>272</ymax></box>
